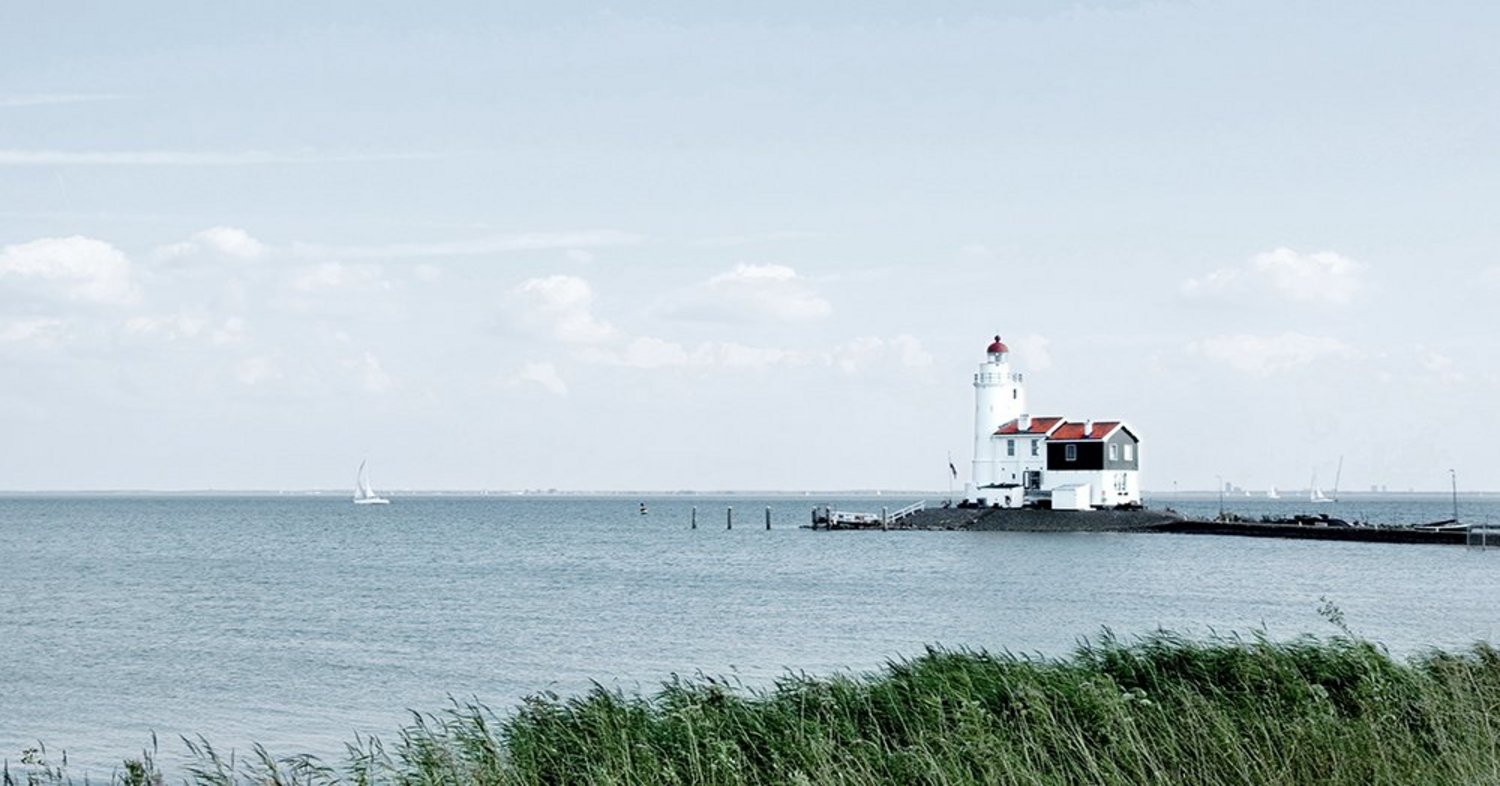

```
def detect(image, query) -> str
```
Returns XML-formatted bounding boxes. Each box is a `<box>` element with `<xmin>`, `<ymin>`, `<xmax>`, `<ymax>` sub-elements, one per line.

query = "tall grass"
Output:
<box><xmin>9</xmin><ymin>632</ymin><xmax>1500</xmax><ymax>785</ymax></box>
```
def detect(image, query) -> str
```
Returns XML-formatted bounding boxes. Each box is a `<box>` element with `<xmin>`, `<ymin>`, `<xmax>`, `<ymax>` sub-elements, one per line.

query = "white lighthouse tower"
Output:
<box><xmin>967</xmin><ymin>335</ymin><xmax>1027</xmax><ymax>501</ymax></box>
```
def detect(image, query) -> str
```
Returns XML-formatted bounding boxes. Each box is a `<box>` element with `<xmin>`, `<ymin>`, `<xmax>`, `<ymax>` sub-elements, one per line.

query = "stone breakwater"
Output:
<box><xmin>878</xmin><ymin>507</ymin><xmax>1185</xmax><ymax>532</ymax></box>
<box><xmin>829</xmin><ymin>506</ymin><xmax>1471</xmax><ymax>545</ymax></box>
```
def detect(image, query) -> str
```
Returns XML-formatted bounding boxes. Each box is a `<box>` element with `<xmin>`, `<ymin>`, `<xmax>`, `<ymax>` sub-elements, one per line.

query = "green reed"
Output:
<box><xmin>9</xmin><ymin>631</ymin><xmax>1500</xmax><ymax>785</ymax></box>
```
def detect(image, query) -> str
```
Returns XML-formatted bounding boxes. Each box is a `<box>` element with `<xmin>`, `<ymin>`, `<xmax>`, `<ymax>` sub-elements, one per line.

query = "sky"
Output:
<box><xmin>1</xmin><ymin>0</ymin><xmax>1496</xmax><ymax>492</ymax></box>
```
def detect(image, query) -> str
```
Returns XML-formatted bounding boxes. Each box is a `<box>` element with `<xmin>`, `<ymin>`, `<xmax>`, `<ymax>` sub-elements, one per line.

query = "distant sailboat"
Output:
<box><xmin>1267</xmin><ymin>486</ymin><xmax>1279</xmax><ymax>499</ymax></box>
<box><xmin>1310</xmin><ymin>470</ymin><xmax>1332</xmax><ymax>503</ymax></box>
<box><xmin>354</xmin><ymin>460</ymin><xmax>390</xmax><ymax>505</ymax></box>
<box><xmin>1311</xmin><ymin>457</ymin><xmax>1344</xmax><ymax>503</ymax></box>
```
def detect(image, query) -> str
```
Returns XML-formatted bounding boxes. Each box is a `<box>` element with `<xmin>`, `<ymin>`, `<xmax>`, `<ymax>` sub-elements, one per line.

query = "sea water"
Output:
<box><xmin>2</xmin><ymin>493</ymin><xmax>1497</xmax><ymax>776</ymax></box>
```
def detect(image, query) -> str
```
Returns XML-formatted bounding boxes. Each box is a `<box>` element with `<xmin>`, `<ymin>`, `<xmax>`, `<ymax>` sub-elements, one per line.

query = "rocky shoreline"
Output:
<box><xmin>892</xmin><ymin>506</ymin><xmax>1184</xmax><ymax>532</ymax></box>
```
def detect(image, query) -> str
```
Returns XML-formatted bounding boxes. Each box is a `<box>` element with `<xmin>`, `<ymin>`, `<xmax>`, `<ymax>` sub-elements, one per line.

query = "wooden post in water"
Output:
<box><xmin>691</xmin><ymin>506</ymin><xmax>697</xmax><ymax>530</ymax></box>
<box><xmin>765</xmin><ymin>506</ymin><xmax>771</xmax><ymax>530</ymax></box>
<box><xmin>881</xmin><ymin>506</ymin><xmax>888</xmax><ymax>531</ymax></box>
<box><xmin>727</xmin><ymin>506</ymin><xmax>733</xmax><ymax>530</ymax></box>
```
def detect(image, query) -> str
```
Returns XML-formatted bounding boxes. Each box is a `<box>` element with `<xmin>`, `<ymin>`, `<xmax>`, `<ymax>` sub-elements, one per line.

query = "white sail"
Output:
<box><xmin>354</xmin><ymin>460</ymin><xmax>390</xmax><ymax>505</ymax></box>
<box><xmin>1309</xmin><ymin>471</ymin><xmax>1331</xmax><ymax>502</ymax></box>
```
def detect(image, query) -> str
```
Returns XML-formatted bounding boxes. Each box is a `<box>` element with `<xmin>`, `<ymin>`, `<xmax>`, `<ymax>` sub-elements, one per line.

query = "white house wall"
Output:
<box><xmin>984</xmin><ymin>434</ymin><xmax>1046</xmax><ymax>488</ymax></box>
<box><xmin>1045</xmin><ymin>468</ymin><xmax>1141</xmax><ymax>507</ymax></box>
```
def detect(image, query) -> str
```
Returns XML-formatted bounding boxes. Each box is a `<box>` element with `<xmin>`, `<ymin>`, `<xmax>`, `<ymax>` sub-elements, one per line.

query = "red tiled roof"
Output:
<box><xmin>1048</xmin><ymin>421</ymin><xmax>1121</xmax><ymax>441</ymax></box>
<box><xmin>994</xmin><ymin>416</ymin><xmax>1064</xmax><ymax>435</ymax></box>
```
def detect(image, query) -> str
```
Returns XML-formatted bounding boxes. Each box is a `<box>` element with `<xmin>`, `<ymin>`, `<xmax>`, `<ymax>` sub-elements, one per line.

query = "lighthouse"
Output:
<box><xmin>960</xmin><ymin>333</ymin><xmax>1144</xmax><ymax>510</ymax></box>
<box><xmin>967</xmin><ymin>335</ymin><xmax>1027</xmax><ymax>500</ymax></box>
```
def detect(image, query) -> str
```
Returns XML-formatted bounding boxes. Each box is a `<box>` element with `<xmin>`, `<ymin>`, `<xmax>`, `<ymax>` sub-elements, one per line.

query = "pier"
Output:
<box><xmin>810</xmin><ymin>500</ymin><xmax>926</xmax><ymax>530</ymax></box>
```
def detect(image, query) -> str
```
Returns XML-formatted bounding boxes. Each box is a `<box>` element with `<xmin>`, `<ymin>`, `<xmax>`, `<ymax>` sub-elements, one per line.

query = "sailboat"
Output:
<box><xmin>354</xmin><ymin>460</ymin><xmax>391</xmax><ymax>505</ymax></box>
<box><xmin>1310</xmin><ymin>471</ymin><xmax>1331</xmax><ymax>503</ymax></box>
<box><xmin>1310</xmin><ymin>458</ymin><xmax>1342</xmax><ymax>503</ymax></box>
<box><xmin>1267</xmin><ymin>486</ymin><xmax>1279</xmax><ymax>499</ymax></box>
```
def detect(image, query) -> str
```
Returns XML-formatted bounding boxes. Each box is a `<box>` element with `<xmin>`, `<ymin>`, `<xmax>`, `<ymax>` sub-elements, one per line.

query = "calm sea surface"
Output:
<box><xmin>3</xmin><ymin>493</ymin><xmax>1498</xmax><ymax>775</ymax></box>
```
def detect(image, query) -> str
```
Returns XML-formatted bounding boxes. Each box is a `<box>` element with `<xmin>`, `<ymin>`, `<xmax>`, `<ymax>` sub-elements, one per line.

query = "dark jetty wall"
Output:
<box><xmin>1157</xmin><ymin>519</ymin><xmax>1468</xmax><ymax>545</ymax></box>
<box><xmin>845</xmin><ymin>507</ymin><xmax>1469</xmax><ymax>545</ymax></box>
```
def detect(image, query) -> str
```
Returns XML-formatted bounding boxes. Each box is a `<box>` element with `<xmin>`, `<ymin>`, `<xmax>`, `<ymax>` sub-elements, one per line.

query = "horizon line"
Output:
<box><xmin>0</xmin><ymin>488</ymin><xmax>1490</xmax><ymax>496</ymax></box>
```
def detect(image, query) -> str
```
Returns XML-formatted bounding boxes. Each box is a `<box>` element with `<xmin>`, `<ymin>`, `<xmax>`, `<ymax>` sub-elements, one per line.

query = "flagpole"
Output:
<box><xmin>947</xmin><ymin>451</ymin><xmax>954</xmax><ymax>506</ymax></box>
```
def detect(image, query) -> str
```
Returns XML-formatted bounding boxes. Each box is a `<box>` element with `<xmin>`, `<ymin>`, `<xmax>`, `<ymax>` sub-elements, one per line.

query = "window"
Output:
<box><xmin>1065</xmin><ymin>444</ymin><xmax>1077</xmax><ymax>462</ymax></box>
<box><xmin>1115</xmin><ymin>473</ymin><xmax>1128</xmax><ymax>493</ymax></box>
<box><xmin>1012</xmin><ymin>389</ymin><xmax>1018</xmax><ymax>399</ymax></box>
<box><xmin>1109</xmin><ymin>444</ymin><xmax>1119</xmax><ymax>461</ymax></box>
<box><xmin>1006</xmin><ymin>439</ymin><xmax>1015</xmax><ymax>457</ymax></box>
<box><xmin>1030</xmin><ymin>439</ymin><xmax>1039</xmax><ymax>457</ymax></box>
<box><xmin>1124</xmin><ymin>444</ymin><xmax>1135</xmax><ymax>461</ymax></box>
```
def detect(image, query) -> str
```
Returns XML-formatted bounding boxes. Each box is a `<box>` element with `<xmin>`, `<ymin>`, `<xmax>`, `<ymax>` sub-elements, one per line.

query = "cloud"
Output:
<box><xmin>349</xmin><ymin>351</ymin><xmax>393</xmax><ymax>393</ymax></box>
<box><xmin>153</xmin><ymin>226</ymin><xmax>265</xmax><ymax>263</ymax></box>
<box><xmin>0</xmin><ymin>235</ymin><xmax>139</xmax><ymax>304</ymax></box>
<box><xmin>1417</xmin><ymin>349</ymin><xmax>1465</xmax><ymax>385</ymax></box>
<box><xmin>576</xmin><ymin>336</ymin><xmax>815</xmax><ymax>371</ymax></box>
<box><xmin>1189</xmin><ymin>332</ymin><xmax>1354</xmax><ymax>376</ymax></box>
<box><xmin>0</xmin><ymin>317</ymin><xmax>68</xmax><ymax>345</ymax></box>
<box><xmin>512</xmin><ymin>361</ymin><xmax>568</xmax><ymax>395</ymax></box>
<box><xmin>667</xmin><ymin>263</ymin><xmax>832</xmax><ymax>323</ymax></box>
<box><xmin>235</xmin><ymin>356</ymin><xmax>281</xmax><ymax>386</ymax></box>
<box><xmin>705</xmin><ymin>341</ymin><xmax>814</xmax><ymax>369</ymax></box>
<box><xmin>831</xmin><ymin>334</ymin><xmax>933</xmax><ymax>373</ymax></box>
<box><xmin>123</xmin><ymin>313</ymin><xmax>246</xmax><ymax>345</ymax></box>
<box><xmin>124</xmin><ymin>313</ymin><xmax>209</xmax><ymax>340</ymax></box>
<box><xmin>212</xmin><ymin>317</ymin><xmax>247</xmax><ymax>345</ymax></box>
<box><xmin>606</xmin><ymin>337</ymin><xmax>694</xmax><ymax>369</ymax></box>
<box><xmin>291</xmin><ymin>261</ymin><xmax>387</xmax><ymax>292</ymax></box>
<box><xmin>1182</xmin><ymin>248</ymin><xmax>1363</xmax><ymax>305</ymax></box>
<box><xmin>1010</xmin><ymin>333</ymin><xmax>1053</xmax><ymax>371</ymax></box>
<box><xmin>507</xmin><ymin>275</ymin><xmax>617</xmax><ymax>344</ymax></box>
<box><xmin>957</xmin><ymin>244</ymin><xmax>1000</xmax><ymax>264</ymax></box>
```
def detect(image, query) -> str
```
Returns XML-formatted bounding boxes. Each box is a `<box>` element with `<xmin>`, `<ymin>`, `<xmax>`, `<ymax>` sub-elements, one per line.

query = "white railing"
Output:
<box><xmin>889</xmin><ymin>500</ymin><xmax>926</xmax><ymax>522</ymax></box>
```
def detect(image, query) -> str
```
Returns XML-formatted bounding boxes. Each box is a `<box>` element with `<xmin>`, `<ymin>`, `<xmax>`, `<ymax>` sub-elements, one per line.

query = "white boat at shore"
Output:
<box><xmin>354</xmin><ymin>460</ymin><xmax>390</xmax><ymax>505</ymax></box>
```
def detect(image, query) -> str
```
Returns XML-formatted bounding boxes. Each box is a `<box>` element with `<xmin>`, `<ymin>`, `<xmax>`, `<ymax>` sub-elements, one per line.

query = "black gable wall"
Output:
<box><xmin>1046</xmin><ymin>429</ymin><xmax>1140</xmax><ymax>472</ymax></box>
<box><xmin>1047</xmin><ymin>441</ymin><xmax>1104</xmax><ymax>470</ymax></box>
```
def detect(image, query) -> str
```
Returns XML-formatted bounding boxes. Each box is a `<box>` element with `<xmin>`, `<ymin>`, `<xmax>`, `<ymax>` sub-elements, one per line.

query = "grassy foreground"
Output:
<box><xmin>10</xmin><ymin>632</ymin><xmax>1500</xmax><ymax>785</ymax></box>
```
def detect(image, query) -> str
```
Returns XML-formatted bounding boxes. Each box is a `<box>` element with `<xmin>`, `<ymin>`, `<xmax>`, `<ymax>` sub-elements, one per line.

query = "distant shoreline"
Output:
<box><xmin>1</xmin><ymin>489</ymin><xmax>1496</xmax><ymax>497</ymax></box>
<box><xmin>0</xmin><ymin>489</ymin><xmax>1494</xmax><ymax>501</ymax></box>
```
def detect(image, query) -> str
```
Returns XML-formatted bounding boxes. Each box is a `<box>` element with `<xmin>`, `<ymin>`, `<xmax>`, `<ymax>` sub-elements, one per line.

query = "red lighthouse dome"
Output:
<box><xmin>986</xmin><ymin>335</ymin><xmax>1009</xmax><ymax>355</ymax></box>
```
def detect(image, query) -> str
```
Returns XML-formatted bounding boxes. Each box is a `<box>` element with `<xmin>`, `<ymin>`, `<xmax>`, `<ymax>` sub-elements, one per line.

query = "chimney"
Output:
<box><xmin>1083</xmin><ymin>419</ymin><xmax>1094</xmax><ymax>438</ymax></box>
<box><xmin>1019</xmin><ymin>413</ymin><xmax>1032</xmax><ymax>431</ymax></box>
